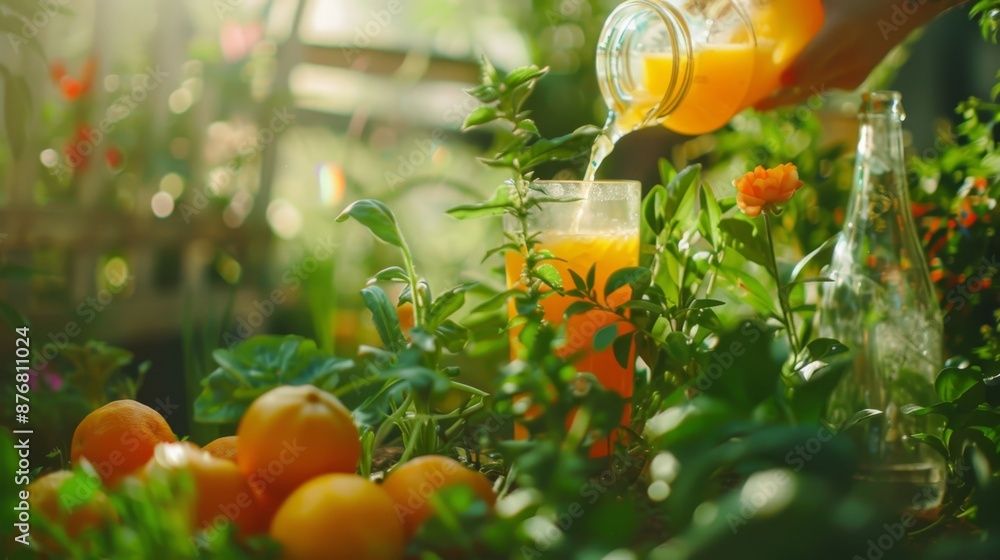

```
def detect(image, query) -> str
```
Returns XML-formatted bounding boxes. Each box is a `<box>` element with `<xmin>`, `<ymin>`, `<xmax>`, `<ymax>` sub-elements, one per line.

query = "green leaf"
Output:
<box><xmin>617</xmin><ymin>300</ymin><xmax>664</xmax><ymax>314</ymax></box>
<box><xmin>370</xmin><ymin>266</ymin><xmax>409</xmax><ymax>283</ymax></box>
<box><xmin>565</xmin><ymin>301</ymin><xmax>596</xmax><ymax>317</ymax></box>
<box><xmin>463</xmin><ymin>106</ymin><xmax>500</xmax><ymax>129</ymax></box>
<box><xmin>427</xmin><ymin>284</ymin><xmax>476</xmax><ymax>328</ymax></box>
<box><xmin>569</xmin><ymin>269</ymin><xmax>588</xmax><ymax>292</ymax></box>
<box><xmin>790</xmin><ymin>234</ymin><xmax>838</xmax><ymax>283</ymax></box>
<box><xmin>718</xmin><ymin>265</ymin><xmax>779</xmax><ymax>317</ymax></box>
<box><xmin>691</xmin><ymin>321</ymin><xmax>782</xmax><ymax>411</ymax></box>
<box><xmin>504</xmin><ymin>66</ymin><xmax>547</xmax><ymax>88</ymax></box>
<box><xmin>658</xmin><ymin>158</ymin><xmax>678</xmax><ymax>186</ymax></box>
<box><xmin>911</xmin><ymin>433</ymin><xmax>950</xmax><ymax>460</ymax></box>
<box><xmin>361</xmin><ymin>286</ymin><xmax>407</xmax><ymax>352</ymax></box>
<box><xmin>688</xmin><ymin>308</ymin><xmax>723</xmax><ymax>336</ymax></box>
<box><xmin>194</xmin><ymin>336</ymin><xmax>354</xmax><ymax>423</ymax></box>
<box><xmin>935</xmin><ymin>367</ymin><xmax>984</xmax><ymax>402</ymax></box>
<box><xmin>838</xmin><ymin>408</ymin><xmax>883</xmax><ymax>432</ymax></box>
<box><xmin>665</xmin><ymin>332</ymin><xmax>691</xmax><ymax>364</ymax></box>
<box><xmin>718</xmin><ymin>218</ymin><xmax>771</xmax><ymax>268</ymax></box>
<box><xmin>642</xmin><ymin>184</ymin><xmax>668</xmax><ymax>243</ymax></box>
<box><xmin>486</xmin><ymin>125</ymin><xmax>600</xmax><ymax>172</ymax></box>
<box><xmin>472</xmin><ymin>289</ymin><xmax>519</xmax><ymax>313</ymax></box>
<box><xmin>604</xmin><ymin>267</ymin><xmax>651</xmax><ymax>299</ymax></box>
<box><xmin>782</xmin><ymin>277</ymin><xmax>833</xmax><ymax>296</ymax></box>
<box><xmin>409</xmin><ymin>327</ymin><xmax>437</xmax><ymax>352</ymax></box>
<box><xmin>805</xmin><ymin>338</ymin><xmax>848</xmax><ymax>361</ymax></box>
<box><xmin>698</xmin><ymin>183</ymin><xmax>723</xmax><ymax>249</ymax></box>
<box><xmin>594</xmin><ymin>324</ymin><xmax>618</xmax><ymax>352</ymax></box>
<box><xmin>478</xmin><ymin>55</ymin><xmax>499</xmax><ymax>85</ymax></box>
<box><xmin>482</xmin><ymin>243</ymin><xmax>520</xmax><ymax>264</ymax></box>
<box><xmin>434</xmin><ymin>320</ymin><xmax>469</xmax><ymax>353</ymax></box>
<box><xmin>613</xmin><ymin>333</ymin><xmax>635</xmax><ymax>369</ymax></box>
<box><xmin>535</xmin><ymin>264</ymin><xmax>563</xmax><ymax>290</ymax></box>
<box><xmin>901</xmin><ymin>402</ymin><xmax>958</xmax><ymax>417</ymax></box>
<box><xmin>466</xmin><ymin>84</ymin><xmax>498</xmax><ymax>103</ymax></box>
<box><xmin>517</xmin><ymin>119</ymin><xmax>540</xmax><ymax>136</ymax></box>
<box><xmin>336</xmin><ymin>199</ymin><xmax>404</xmax><ymax>248</ymax></box>
<box><xmin>664</xmin><ymin>164</ymin><xmax>701</xmax><ymax>221</ymax></box>
<box><xmin>447</xmin><ymin>184</ymin><xmax>513</xmax><ymax>220</ymax></box>
<box><xmin>689</xmin><ymin>299</ymin><xmax>725</xmax><ymax>309</ymax></box>
<box><xmin>388</xmin><ymin>366</ymin><xmax>451</xmax><ymax>400</ymax></box>
<box><xmin>646</xmin><ymin>397</ymin><xmax>735</xmax><ymax>446</ymax></box>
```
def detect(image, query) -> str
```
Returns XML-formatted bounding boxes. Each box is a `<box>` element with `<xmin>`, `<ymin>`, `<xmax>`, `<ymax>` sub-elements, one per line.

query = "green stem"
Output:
<box><xmin>374</xmin><ymin>393</ymin><xmax>411</xmax><ymax>449</ymax></box>
<box><xmin>399</xmin><ymin>239</ymin><xmax>424</xmax><ymax>327</ymax></box>
<box><xmin>563</xmin><ymin>403</ymin><xmax>592</xmax><ymax>451</ymax></box>
<box><xmin>763</xmin><ymin>212</ymin><xmax>800</xmax><ymax>354</ymax></box>
<box><xmin>412</xmin><ymin>397</ymin><xmax>437</xmax><ymax>454</ymax></box>
<box><xmin>450</xmin><ymin>381</ymin><xmax>490</xmax><ymax>397</ymax></box>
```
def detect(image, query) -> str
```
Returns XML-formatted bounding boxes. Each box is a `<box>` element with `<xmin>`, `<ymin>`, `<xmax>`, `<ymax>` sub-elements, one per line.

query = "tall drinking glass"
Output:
<box><xmin>504</xmin><ymin>181</ymin><xmax>641</xmax><ymax>455</ymax></box>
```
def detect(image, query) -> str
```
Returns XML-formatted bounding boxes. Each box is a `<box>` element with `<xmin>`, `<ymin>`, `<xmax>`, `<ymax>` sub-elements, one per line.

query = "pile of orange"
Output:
<box><xmin>32</xmin><ymin>385</ymin><xmax>496</xmax><ymax>560</ymax></box>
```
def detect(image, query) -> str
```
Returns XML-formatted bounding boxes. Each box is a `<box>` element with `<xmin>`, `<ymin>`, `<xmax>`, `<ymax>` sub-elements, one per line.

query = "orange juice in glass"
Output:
<box><xmin>504</xmin><ymin>181</ymin><xmax>641</xmax><ymax>456</ymax></box>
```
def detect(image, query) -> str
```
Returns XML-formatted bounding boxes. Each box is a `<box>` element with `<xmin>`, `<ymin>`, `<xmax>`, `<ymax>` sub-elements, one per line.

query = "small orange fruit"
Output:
<box><xmin>28</xmin><ymin>470</ymin><xmax>116</xmax><ymax>552</ymax></box>
<box><xmin>203</xmin><ymin>435</ymin><xmax>238</xmax><ymax>461</ymax></box>
<box><xmin>381</xmin><ymin>455</ymin><xmax>495</xmax><ymax>539</ymax></box>
<box><xmin>237</xmin><ymin>385</ymin><xmax>360</xmax><ymax>499</ymax></box>
<box><xmin>145</xmin><ymin>442</ymin><xmax>267</xmax><ymax>537</ymax></box>
<box><xmin>270</xmin><ymin>474</ymin><xmax>404</xmax><ymax>560</ymax></box>
<box><xmin>397</xmin><ymin>302</ymin><xmax>415</xmax><ymax>335</ymax></box>
<box><xmin>70</xmin><ymin>399</ymin><xmax>176</xmax><ymax>486</ymax></box>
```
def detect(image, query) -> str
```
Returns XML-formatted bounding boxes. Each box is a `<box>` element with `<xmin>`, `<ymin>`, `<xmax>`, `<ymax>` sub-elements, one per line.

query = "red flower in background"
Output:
<box><xmin>105</xmin><ymin>147</ymin><xmax>123</xmax><ymax>171</ymax></box>
<box><xmin>64</xmin><ymin>125</ymin><xmax>93</xmax><ymax>170</ymax></box>
<box><xmin>50</xmin><ymin>56</ymin><xmax>96</xmax><ymax>100</ymax></box>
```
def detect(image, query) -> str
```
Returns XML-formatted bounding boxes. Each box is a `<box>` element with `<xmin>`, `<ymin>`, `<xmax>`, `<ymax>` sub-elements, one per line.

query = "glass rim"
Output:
<box><xmin>513</xmin><ymin>180</ymin><xmax>642</xmax><ymax>209</ymax></box>
<box><xmin>531</xmin><ymin>179</ymin><xmax>641</xmax><ymax>186</ymax></box>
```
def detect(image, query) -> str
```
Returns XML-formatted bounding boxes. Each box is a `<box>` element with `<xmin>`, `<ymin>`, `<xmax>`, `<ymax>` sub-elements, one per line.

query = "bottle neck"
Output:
<box><xmin>845</xmin><ymin>105</ymin><xmax>912</xmax><ymax>233</ymax></box>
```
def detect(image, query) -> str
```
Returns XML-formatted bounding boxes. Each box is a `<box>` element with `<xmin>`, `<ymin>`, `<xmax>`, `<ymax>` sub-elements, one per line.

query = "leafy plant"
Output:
<box><xmin>194</xmin><ymin>335</ymin><xmax>353</xmax><ymax>423</ymax></box>
<box><xmin>61</xmin><ymin>341</ymin><xmax>150</xmax><ymax>409</ymax></box>
<box><xmin>901</xmin><ymin>360</ymin><xmax>1000</xmax><ymax>535</ymax></box>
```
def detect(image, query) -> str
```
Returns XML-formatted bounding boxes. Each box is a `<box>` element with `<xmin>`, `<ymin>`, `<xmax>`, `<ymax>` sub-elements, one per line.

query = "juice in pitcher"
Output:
<box><xmin>590</xmin><ymin>0</ymin><xmax>825</xmax><ymax>177</ymax></box>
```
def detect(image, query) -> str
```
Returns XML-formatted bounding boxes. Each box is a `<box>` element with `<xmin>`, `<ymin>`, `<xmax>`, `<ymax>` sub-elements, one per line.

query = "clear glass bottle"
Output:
<box><xmin>595</xmin><ymin>0</ymin><xmax>824</xmax><ymax>138</ymax></box>
<box><xmin>820</xmin><ymin>91</ymin><xmax>945</xmax><ymax>510</ymax></box>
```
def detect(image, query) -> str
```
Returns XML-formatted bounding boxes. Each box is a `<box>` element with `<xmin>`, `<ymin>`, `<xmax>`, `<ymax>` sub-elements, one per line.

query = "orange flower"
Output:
<box><xmin>733</xmin><ymin>164</ymin><xmax>804</xmax><ymax>218</ymax></box>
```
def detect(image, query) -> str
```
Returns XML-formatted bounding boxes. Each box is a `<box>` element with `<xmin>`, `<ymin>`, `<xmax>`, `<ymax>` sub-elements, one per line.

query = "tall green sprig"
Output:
<box><xmin>449</xmin><ymin>58</ymin><xmax>631</xmax><ymax>459</ymax></box>
<box><xmin>450</xmin><ymin>57</ymin><xmax>598</xmax><ymax>313</ymax></box>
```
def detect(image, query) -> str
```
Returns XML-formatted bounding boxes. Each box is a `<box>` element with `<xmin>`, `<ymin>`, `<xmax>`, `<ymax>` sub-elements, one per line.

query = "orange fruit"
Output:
<box><xmin>203</xmin><ymin>436</ymin><xmax>238</xmax><ymax>461</ymax></box>
<box><xmin>28</xmin><ymin>470</ymin><xmax>116</xmax><ymax>552</ymax></box>
<box><xmin>70</xmin><ymin>399</ymin><xmax>176</xmax><ymax>486</ymax></box>
<box><xmin>237</xmin><ymin>385</ymin><xmax>360</xmax><ymax>499</ymax></box>
<box><xmin>381</xmin><ymin>455</ymin><xmax>495</xmax><ymax>538</ymax></box>
<box><xmin>397</xmin><ymin>302</ymin><xmax>415</xmax><ymax>335</ymax></box>
<box><xmin>270</xmin><ymin>474</ymin><xmax>404</xmax><ymax>560</ymax></box>
<box><xmin>145</xmin><ymin>442</ymin><xmax>270</xmax><ymax>537</ymax></box>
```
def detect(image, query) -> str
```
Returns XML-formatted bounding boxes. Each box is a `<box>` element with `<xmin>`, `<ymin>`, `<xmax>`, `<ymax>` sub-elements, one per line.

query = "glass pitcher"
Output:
<box><xmin>596</xmin><ymin>0</ymin><xmax>825</xmax><ymax>137</ymax></box>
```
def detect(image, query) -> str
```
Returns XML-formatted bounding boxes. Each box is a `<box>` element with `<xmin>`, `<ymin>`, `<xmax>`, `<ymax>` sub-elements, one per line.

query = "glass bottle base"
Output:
<box><xmin>854</xmin><ymin>462</ymin><xmax>945</xmax><ymax>512</ymax></box>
